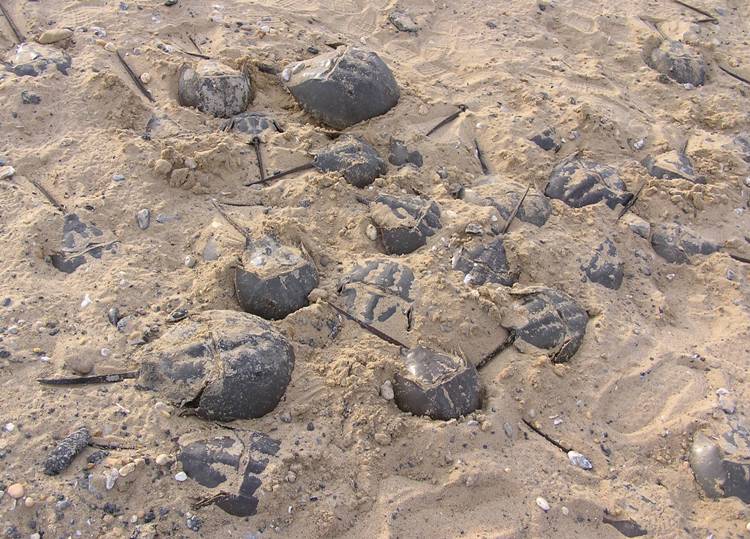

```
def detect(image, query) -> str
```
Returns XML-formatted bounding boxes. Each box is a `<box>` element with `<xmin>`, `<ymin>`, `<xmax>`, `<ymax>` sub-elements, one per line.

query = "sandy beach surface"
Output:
<box><xmin>1</xmin><ymin>0</ymin><xmax>750</xmax><ymax>537</ymax></box>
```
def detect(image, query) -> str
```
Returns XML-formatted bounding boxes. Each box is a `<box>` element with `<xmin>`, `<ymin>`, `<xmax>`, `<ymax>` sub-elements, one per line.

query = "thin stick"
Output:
<box><xmin>188</xmin><ymin>35</ymin><xmax>203</xmax><ymax>54</ymax></box>
<box><xmin>251</xmin><ymin>137</ymin><xmax>266</xmax><ymax>182</ymax></box>
<box><xmin>718</xmin><ymin>65</ymin><xmax>750</xmax><ymax>86</ymax></box>
<box><xmin>29</xmin><ymin>179</ymin><xmax>65</xmax><ymax>213</ymax></box>
<box><xmin>116</xmin><ymin>51</ymin><xmax>155</xmax><ymax>102</ymax></box>
<box><xmin>324</xmin><ymin>300</ymin><xmax>409</xmax><ymax>349</ymax></box>
<box><xmin>672</xmin><ymin>0</ymin><xmax>717</xmax><ymax>22</ymax></box>
<box><xmin>0</xmin><ymin>1</ymin><xmax>24</xmax><ymax>43</ymax></box>
<box><xmin>192</xmin><ymin>492</ymin><xmax>233</xmax><ymax>510</ymax></box>
<box><xmin>426</xmin><ymin>104</ymin><xmax>467</xmax><ymax>137</ymax></box>
<box><xmin>38</xmin><ymin>371</ymin><xmax>139</xmax><ymax>386</ymax></box>
<box><xmin>502</xmin><ymin>186</ymin><xmax>530</xmax><ymax>234</ymax></box>
<box><xmin>474</xmin><ymin>138</ymin><xmax>490</xmax><ymax>174</ymax></box>
<box><xmin>475</xmin><ymin>334</ymin><xmax>516</xmax><ymax>369</ymax></box>
<box><xmin>180</xmin><ymin>49</ymin><xmax>210</xmax><ymax>60</ymax></box>
<box><xmin>216</xmin><ymin>200</ymin><xmax>265</xmax><ymax>207</ymax></box>
<box><xmin>210</xmin><ymin>199</ymin><xmax>253</xmax><ymax>243</ymax></box>
<box><xmin>64</xmin><ymin>240</ymin><xmax>120</xmax><ymax>258</ymax></box>
<box><xmin>89</xmin><ymin>438</ymin><xmax>136</xmax><ymax>450</ymax></box>
<box><xmin>727</xmin><ymin>252</ymin><xmax>750</xmax><ymax>264</ymax></box>
<box><xmin>616</xmin><ymin>182</ymin><xmax>645</xmax><ymax>221</ymax></box>
<box><xmin>522</xmin><ymin>418</ymin><xmax>572</xmax><ymax>453</ymax></box>
<box><xmin>244</xmin><ymin>162</ymin><xmax>315</xmax><ymax>187</ymax></box>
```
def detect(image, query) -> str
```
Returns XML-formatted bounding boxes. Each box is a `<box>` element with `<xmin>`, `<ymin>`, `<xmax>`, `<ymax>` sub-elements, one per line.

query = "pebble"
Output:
<box><xmin>154</xmin><ymin>159</ymin><xmax>172</xmax><ymax>176</ymax></box>
<box><xmin>7</xmin><ymin>483</ymin><xmax>24</xmax><ymax>499</ymax></box>
<box><xmin>174</xmin><ymin>471</ymin><xmax>188</xmax><ymax>482</ymax></box>
<box><xmin>154</xmin><ymin>454</ymin><xmax>170</xmax><ymax>466</ymax></box>
<box><xmin>374</xmin><ymin>432</ymin><xmax>391</xmax><ymax>446</ymax></box>
<box><xmin>136</xmin><ymin>208</ymin><xmax>150</xmax><ymax>230</ymax></box>
<box><xmin>286</xmin><ymin>471</ymin><xmax>297</xmax><ymax>483</ymax></box>
<box><xmin>465</xmin><ymin>223</ymin><xmax>483</xmax><ymax>235</ymax></box>
<box><xmin>0</xmin><ymin>165</ymin><xmax>15</xmax><ymax>180</ymax></box>
<box><xmin>140</xmin><ymin>72</ymin><xmax>151</xmax><ymax>84</ymax></box>
<box><xmin>380</xmin><ymin>380</ymin><xmax>394</xmax><ymax>400</ymax></box>
<box><xmin>365</xmin><ymin>223</ymin><xmax>378</xmax><ymax>241</ymax></box>
<box><xmin>567</xmin><ymin>450</ymin><xmax>593</xmax><ymax>470</ymax></box>
<box><xmin>112</xmin><ymin>173</ymin><xmax>125</xmax><ymax>182</ymax></box>
<box><xmin>561</xmin><ymin>506</ymin><xmax>569</xmax><ymax>516</ymax></box>
<box><xmin>38</xmin><ymin>28</ymin><xmax>73</xmax><ymax>44</ymax></box>
<box><xmin>66</xmin><ymin>356</ymin><xmax>94</xmax><ymax>375</ymax></box>
<box><xmin>4</xmin><ymin>422</ymin><xmax>14</xmax><ymax>432</ymax></box>
<box><xmin>104</xmin><ymin>42</ymin><xmax>117</xmax><ymax>53</ymax></box>
<box><xmin>536</xmin><ymin>496</ymin><xmax>550</xmax><ymax>512</ymax></box>
<box><xmin>81</xmin><ymin>294</ymin><xmax>92</xmax><ymax>308</ymax></box>
<box><xmin>118</xmin><ymin>462</ymin><xmax>136</xmax><ymax>477</ymax></box>
<box><xmin>184</xmin><ymin>255</ymin><xmax>196</xmax><ymax>268</ymax></box>
<box><xmin>23</xmin><ymin>497</ymin><xmax>35</xmax><ymax>508</ymax></box>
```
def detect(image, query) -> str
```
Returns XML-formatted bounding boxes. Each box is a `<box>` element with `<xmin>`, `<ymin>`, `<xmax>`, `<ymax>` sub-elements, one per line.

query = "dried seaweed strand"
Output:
<box><xmin>474</xmin><ymin>138</ymin><xmax>490</xmax><ymax>174</ymax></box>
<box><xmin>324</xmin><ymin>301</ymin><xmax>409</xmax><ymax>349</ymax></box>
<box><xmin>522</xmin><ymin>418</ymin><xmax>572</xmax><ymax>453</ymax></box>
<box><xmin>116</xmin><ymin>50</ymin><xmax>155</xmax><ymax>102</ymax></box>
<box><xmin>244</xmin><ymin>162</ymin><xmax>315</xmax><ymax>187</ymax></box>
<box><xmin>38</xmin><ymin>371</ymin><xmax>139</xmax><ymax>386</ymax></box>
<box><xmin>718</xmin><ymin>65</ymin><xmax>750</xmax><ymax>86</ymax></box>
<box><xmin>0</xmin><ymin>1</ymin><xmax>25</xmax><ymax>43</ymax></box>
<box><xmin>501</xmin><ymin>185</ymin><xmax>530</xmax><ymax>234</ymax></box>
<box><xmin>672</xmin><ymin>0</ymin><xmax>717</xmax><ymax>22</ymax></box>
<box><xmin>426</xmin><ymin>104</ymin><xmax>467</xmax><ymax>136</ymax></box>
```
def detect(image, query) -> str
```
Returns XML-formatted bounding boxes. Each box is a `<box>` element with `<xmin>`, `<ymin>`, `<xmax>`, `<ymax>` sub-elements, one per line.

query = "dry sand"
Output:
<box><xmin>1</xmin><ymin>0</ymin><xmax>750</xmax><ymax>537</ymax></box>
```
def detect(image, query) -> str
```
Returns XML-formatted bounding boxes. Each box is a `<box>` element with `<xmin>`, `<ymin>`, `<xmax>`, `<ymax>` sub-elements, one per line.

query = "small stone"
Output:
<box><xmin>136</xmin><ymin>209</ymin><xmax>150</xmax><ymax>230</ymax></box>
<box><xmin>388</xmin><ymin>10</ymin><xmax>418</xmax><ymax>32</ymax></box>
<box><xmin>81</xmin><ymin>294</ymin><xmax>92</xmax><ymax>308</ymax></box>
<box><xmin>374</xmin><ymin>432</ymin><xmax>391</xmax><ymax>445</ymax></box>
<box><xmin>164</xmin><ymin>0</ymin><xmax>178</xmax><ymax>5</ymax></box>
<box><xmin>155</xmin><ymin>454</ymin><xmax>170</xmax><ymax>466</ymax></box>
<box><xmin>464</xmin><ymin>223</ymin><xmax>483</xmax><ymax>235</ymax></box>
<box><xmin>286</xmin><ymin>471</ymin><xmax>297</xmax><ymax>483</ymax></box>
<box><xmin>567</xmin><ymin>450</ymin><xmax>593</xmax><ymax>470</ymax></box>
<box><xmin>184</xmin><ymin>255</ymin><xmax>197</xmax><ymax>268</ymax></box>
<box><xmin>503</xmin><ymin>422</ymin><xmax>514</xmax><ymax>439</ymax></box>
<box><xmin>140</xmin><ymin>72</ymin><xmax>152</xmax><ymax>84</ymax></box>
<box><xmin>38</xmin><ymin>28</ymin><xmax>73</xmax><ymax>44</ymax></box>
<box><xmin>718</xmin><ymin>392</ymin><xmax>736</xmax><ymax>414</ymax></box>
<box><xmin>536</xmin><ymin>497</ymin><xmax>550</xmax><ymax>512</ymax></box>
<box><xmin>104</xmin><ymin>42</ymin><xmax>117</xmax><ymax>53</ymax></box>
<box><xmin>7</xmin><ymin>483</ymin><xmax>24</xmax><ymax>499</ymax></box>
<box><xmin>104</xmin><ymin>468</ymin><xmax>119</xmax><ymax>490</ymax></box>
<box><xmin>21</xmin><ymin>90</ymin><xmax>41</xmax><ymax>104</ymax></box>
<box><xmin>280</xmin><ymin>411</ymin><xmax>292</xmax><ymax>423</ymax></box>
<box><xmin>175</xmin><ymin>471</ymin><xmax>188</xmax><ymax>482</ymax></box>
<box><xmin>154</xmin><ymin>159</ymin><xmax>172</xmax><ymax>176</ymax></box>
<box><xmin>112</xmin><ymin>174</ymin><xmax>125</xmax><ymax>182</ymax></box>
<box><xmin>0</xmin><ymin>166</ymin><xmax>15</xmax><ymax>180</ymax></box>
<box><xmin>380</xmin><ymin>380</ymin><xmax>394</xmax><ymax>400</ymax></box>
<box><xmin>23</xmin><ymin>497</ymin><xmax>35</xmax><ymax>508</ymax></box>
<box><xmin>622</xmin><ymin>213</ymin><xmax>651</xmax><ymax>239</ymax></box>
<box><xmin>118</xmin><ymin>462</ymin><xmax>136</xmax><ymax>477</ymax></box>
<box><xmin>365</xmin><ymin>224</ymin><xmax>378</xmax><ymax>241</ymax></box>
<box><xmin>186</xmin><ymin>514</ymin><xmax>202</xmax><ymax>531</ymax></box>
<box><xmin>561</xmin><ymin>506</ymin><xmax>569</xmax><ymax>516</ymax></box>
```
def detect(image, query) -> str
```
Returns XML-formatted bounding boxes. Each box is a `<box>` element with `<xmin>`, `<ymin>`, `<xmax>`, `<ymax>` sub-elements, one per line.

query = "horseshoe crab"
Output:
<box><xmin>8</xmin><ymin>43</ymin><xmax>71</xmax><ymax>77</ymax></box>
<box><xmin>643</xmin><ymin>39</ymin><xmax>706</xmax><ymax>86</ymax></box>
<box><xmin>393</xmin><ymin>347</ymin><xmax>481</xmax><ymax>420</ymax></box>
<box><xmin>137</xmin><ymin>310</ymin><xmax>294</xmax><ymax>421</ymax></box>
<box><xmin>282</xmin><ymin>47</ymin><xmax>400</xmax><ymax>129</ymax></box>
<box><xmin>235</xmin><ymin>236</ymin><xmax>318</xmax><ymax>320</ymax></box>
<box><xmin>314</xmin><ymin>136</ymin><xmax>387</xmax><ymax>188</ymax></box>
<box><xmin>178</xmin><ymin>60</ymin><xmax>253</xmax><ymax>118</ymax></box>
<box><xmin>689</xmin><ymin>432</ymin><xmax>750</xmax><ymax>503</ymax></box>
<box><xmin>546</xmin><ymin>157</ymin><xmax>632</xmax><ymax>209</ymax></box>
<box><xmin>642</xmin><ymin>150</ymin><xmax>700</xmax><ymax>182</ymax></box>
<box><xmin>369</xmin><ymin>194</ymin><xmax>442</xmax><ymax>255</ymax></box>
<box><xmin>48</xmin><ymin>214</ymin><xmax>117</xmax><ymax>274</ymax></box>
<box><xmin>650</xmin><ymin>223</ymin><xmax>719</xmax><ymax>264</ymax></box>
<box><xmin>505</xmin><ymin>287</ymin><xmax>588</xmax><ymax>363</ymax></box>
<box><xmin>220</xmin><ymin>112</ymin><xmax>278</xmax><ymax>136</ymax></box>
<box><xmin>452</xmin><ymin>237</ymin><xmax>518</xmax><ymax>286</ymax></box>
<box><xmin>464</xmin><ymin>178</ymin><xmax>552</xmax><ymax>228</ymax></box>
<box><xmin>582</xmin><ymin>238</ymin><xmax>624</xmax><ymax>290</ymax></box>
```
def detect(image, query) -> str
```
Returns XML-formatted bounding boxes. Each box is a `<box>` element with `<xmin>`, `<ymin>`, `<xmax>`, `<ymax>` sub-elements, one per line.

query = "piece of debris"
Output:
<box><xmin>388</xmin><ymin>10</ymin><xmax>418</xmax><ymax>32</ymax></box>
<box><xmin>282</xmin><ymin>47</ymin><xmax>400</xmax><ymax>129</ymax></box>
<box><xmin>530</xmin><ymin>128</ymin><xmax>561</xmax><ymax>152</ymax></box>
<box><xmin>689</xmin><ymin>432</ymin><xmax>750</xmax><ymax>502</ymax></box>
<box><xmin>137</xmin><ymin>310</ymin><xmax>294</xmax><ymax>421</ymax></box>
<box><xmin>644</xmin><ymin>38</ymin><xmax>706</xmax><ymax>86</ymax></box>
<box><xmin>393</xmin><ymin>347</ymin><xmax>481</xmax><ymax>420</ymax></box>
<box><xmin>9</xmin><ymin>43</ymin><xmax>71</xmax><ymax>77</ymax></box>
<box><xmin>388</xmin><ymin>137</ymin><xmax>423</xmax><ymax>168</ymax></box>
<box><xmin>43</xmin><ymin>427</ymin><xmax>91</xmax><ymax>475</ymax></box>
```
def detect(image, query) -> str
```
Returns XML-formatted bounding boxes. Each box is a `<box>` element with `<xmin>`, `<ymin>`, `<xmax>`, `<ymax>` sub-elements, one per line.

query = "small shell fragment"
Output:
<box><xmin>567</xmin><ymin>450</ymin><xmax>593</xmax><ymax>470</ymax></box>
<box><xmin>536</xmin><ymin>497</ymin><xmax>550</xmax><ymax>512</ymax></box>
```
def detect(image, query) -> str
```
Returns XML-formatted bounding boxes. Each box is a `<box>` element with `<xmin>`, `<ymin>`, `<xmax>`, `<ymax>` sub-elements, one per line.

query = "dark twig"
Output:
<box><xmin>324</xmin><ymin>301</ymin><xmax>409</xmax><ymax>349</ymax></box>
<box><xmin>188</xmin><ymin>35</ymin><xmax>203</xmax><ymax>54</ymax></box>
<box><xmin>718</xmin><ymin>65</ymin><xmax>750</xmax><ymax>86</ymax></box>
<box><xmin>672</xmin><ymin>0</ymin><xmax>717</xmax><ymax>22</ymax></box>
<box><xmin>251</xmin><ymin>137</ymin><xmax>266</xmax><ymax>182</ymax></box>
<box><xmin>116</xmin><ymin>51</ymin><xmax>155</xmax><ymax>102</ymax></box>
<box><xmin>256</xmin><ymin>63</ymin><xmax>279</xmax><ymax>75</ymax></box>
<box><xmin>180</xmin><ymin>49</ymin><xmax>210</xmax><ymax>60</ymax></box>
<box><xmin>244</xmin><ymin>162</ymin><xmax>315</xmax><ymax>187</ymax></box>
<box><xmin>216</xmin><ymin>200</ymin><xmax>265</xmax><ymax>207</ymax></box>
<box><xmin>616</xmin><ymin>182</ymin><xmax>645</xmax><ymax>221</ymax></box>
<box><xmin>29</xmin><ymin>179</ymin><xmax>65</xmax><ymax>213</ymax></box>
<box><xmin>89</xmin><ymin>438</ymin><xmax>136</xmax><ymax>450</ymax></box>
<box><xmin>0</xmin><ymin>1</ymin><xmax>25</xmax><ymax>43</ymax></box>
<box><xmin>501</xmin><ymin>186</ymin><xmax>530</xmax><ymax>234</ymax></box>
<box><xmin>522</xmin><ymin>418</ymin><xmax>572</xmax><ymax>453</ymax></box>
<box><xmin>192</xmin><ymin>492</ymin><xmax>233</xmax><ymax>510</ymax></box>
<box><xmin>272</xmin><ymin>119</ymin><xmax>284</xmax><ymax>133</ymax></box>
<box><xmin>38</xmin><ymin>371</ymin><xmax>139</xmax><ymax>386</ymax></box>
<box><xmin>476</xmin><ymin>333</ymin><xmax>516</xmax><ymax>369</ymax></box>
<box><xmin>426</xmin><ymin>104</ymin><xmax>467</xmax><ymax>136</ymax></box>
<box><xmin>727</xmin><ymin>252</ymin><xmax>750</xmax><ymax>264</ymax></box>
<box><xmin>474</xmin><ymin>138</ymin><xmax>490</xmax><ymax>174</ymax></box>
<box><xmin>210</xmin><ymin>199</ymin><xmax>253</xmax><ymax>243</ymax></box>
